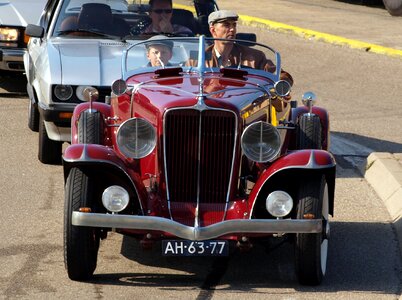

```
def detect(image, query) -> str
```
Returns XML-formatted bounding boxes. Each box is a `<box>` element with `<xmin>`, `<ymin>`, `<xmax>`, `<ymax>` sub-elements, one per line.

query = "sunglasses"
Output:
<box><xmin>152</xmin><ymin>9</ymin><xmax>173</xmax><ymax>14</ymax></box>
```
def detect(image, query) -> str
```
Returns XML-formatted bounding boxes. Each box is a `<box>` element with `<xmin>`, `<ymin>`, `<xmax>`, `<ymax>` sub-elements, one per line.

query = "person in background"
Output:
<box><xmin>142</xmin><ymin>0</ymin><xmax>193</xmax><ymax>36</ymax></box>
<box><xmin>207</xmin><ymin>10</ymin><xmax>293</xmax><ymax>86</ymax></box>
<box><xmin>145</xmin><ymin>35</ymin><xmax>174</xmax><ymax>67</ymax></box>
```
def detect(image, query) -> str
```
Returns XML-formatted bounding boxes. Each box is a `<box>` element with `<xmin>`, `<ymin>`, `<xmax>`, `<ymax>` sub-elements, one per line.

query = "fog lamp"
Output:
<box><xmin>266</xmin><ymin>191</ymin><xmax>293</xmax><ymax>217</ymax></box>
<box><xmin>102</xmin><ymin>185</ymin><xmax>129</xmax><ymax>213</ymax></box>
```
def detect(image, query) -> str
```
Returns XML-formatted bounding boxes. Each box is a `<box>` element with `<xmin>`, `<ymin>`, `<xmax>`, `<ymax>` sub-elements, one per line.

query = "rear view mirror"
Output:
<box><xmin>25</xmin><ymin>24</ymin><xmax>44</xmax><ymax>38</ymax></box>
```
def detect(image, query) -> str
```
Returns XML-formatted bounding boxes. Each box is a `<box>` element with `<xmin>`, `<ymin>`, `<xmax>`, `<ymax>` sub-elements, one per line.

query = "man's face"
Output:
<box><xmin>210</xmin><ymin>20</ymin><xmax>237</xmax><ymax>39</ymax></box>
<box><xmin>147</xmin><ymin>44</ymin><xmax>172</xmax><ymax>66</ymax></box>
<box><xmin>149</xmin><ymin>0</ymin><xmax>173</xmax><ymax>29</ymax></box>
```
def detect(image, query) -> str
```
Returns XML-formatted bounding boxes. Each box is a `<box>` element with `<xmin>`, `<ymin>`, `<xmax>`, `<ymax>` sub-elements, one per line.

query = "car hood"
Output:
<box><xmin>51</xmin><ymin>39</ymin><xmax>127</xmax><ymax>87</ymax></box>
<box><xmin>0</xmin><ymin>0</ymin><xmax>45</xmax><ymax>26</ymax></box>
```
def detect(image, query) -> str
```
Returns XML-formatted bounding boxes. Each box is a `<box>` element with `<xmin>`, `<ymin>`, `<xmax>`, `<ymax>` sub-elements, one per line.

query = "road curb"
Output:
<box><xmin>174</xmin><ymin>4</ymin><xmax>402</xmax><ymax>59</ymax></box>
<box><xmin>364</xmin><ymin>153</ymin><xmax>402</xmax><ymax>252</ymax></box>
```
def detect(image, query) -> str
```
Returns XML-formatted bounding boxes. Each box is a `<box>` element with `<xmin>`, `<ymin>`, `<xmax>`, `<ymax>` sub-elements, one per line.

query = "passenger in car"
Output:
<box><xmin>207</xmin><ymin>10</ymin><xmax>293</xmax><ymax>86</ymax></box>
<box><xmin>142</xmin><ymin>0</ymin><xmax>193</xmax><ymax>36</ymax></box>
<box><xmin>145</xmin><ymin>35</ymin><xmax>174</xmax><ymax>67</ymax></box>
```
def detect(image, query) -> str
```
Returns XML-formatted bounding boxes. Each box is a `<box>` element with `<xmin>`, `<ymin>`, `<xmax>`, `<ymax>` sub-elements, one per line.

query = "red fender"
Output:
<box><xmin>248</xmin><ymin>149</ymin><xmax>336</xmax><ymax>215</ymax></box>
<box><xmin>63</xmin><ymin>144</ymin><xmax>148</xmax><ymax>214</ymax></box>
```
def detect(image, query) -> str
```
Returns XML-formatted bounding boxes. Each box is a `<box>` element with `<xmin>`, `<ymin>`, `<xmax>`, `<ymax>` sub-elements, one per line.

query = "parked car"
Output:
<box><xmin>63</xmin><ymin>36</ymin><xmax>336</xmax><ymax>285</ymax></box>
<box><xmin>24</xmin><ymin>0</ymin><xmax>218</xmax><ymax>164</ymax></box>
<box><xmin>0</xmin><ymin>0</ymin><xmax>46</xmax><ymax>73</ymax></box>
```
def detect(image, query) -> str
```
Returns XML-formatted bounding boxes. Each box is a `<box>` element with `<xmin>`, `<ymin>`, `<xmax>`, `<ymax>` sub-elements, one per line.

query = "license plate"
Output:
<box><xmin>162</xmin><ymin>240</ymin><xmax>229</xmax><ymax>256</ymax></box>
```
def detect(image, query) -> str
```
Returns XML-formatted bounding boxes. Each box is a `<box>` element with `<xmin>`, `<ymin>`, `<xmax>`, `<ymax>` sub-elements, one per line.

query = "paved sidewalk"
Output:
<box><xmin>365</xmin><ymin>153</ymin><xmax>402</xmax><ymax>251</ymax></box>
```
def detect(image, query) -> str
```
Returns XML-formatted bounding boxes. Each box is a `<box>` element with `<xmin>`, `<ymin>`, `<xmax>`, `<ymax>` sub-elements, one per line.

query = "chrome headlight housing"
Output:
<box><xmin>241</xmin><ymin>121</ymin><xmax>281</xmax><ymax>162</ymax></box>
<box><xmin>54</xmin><ymin>85</ymin><xmax>73</xmax><ymax>101</ymax></box>
<box><xmin>266</xmin><ymin>191</ymin><xmax>293</xmax><ymax>217</ymax></box>
<box><xmin>117</xmin><ymin>118</ymin><xmax>156</xmax><ymax>159</ymax></box>
<box><xmin>102</xmin><ymin>185</ymin><xmax>129</xmax><ymax>213</ymax></box>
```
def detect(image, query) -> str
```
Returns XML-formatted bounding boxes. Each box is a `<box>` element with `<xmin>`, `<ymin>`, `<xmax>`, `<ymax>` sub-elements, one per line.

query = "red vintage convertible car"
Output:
<box><xmin>63</xmin><ymin>36</ymin><xmax>336</xmax><ymax>285</ymax></box>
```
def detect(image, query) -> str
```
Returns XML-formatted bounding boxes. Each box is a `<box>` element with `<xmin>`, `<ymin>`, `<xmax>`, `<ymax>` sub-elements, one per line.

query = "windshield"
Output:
<box><xmin>123</xmin><ymin>36</ymin><xmax>281</xmax><ymax>81</ymax></box>
<box><xmin>51</xmin><ymin>0</ymin><xmax>198</xmax><ymax>38</ymax></box>
<box><xmin>52</xmin><ymin>0</ymin><xmax>151</xmax><ymax>38</ymax></box>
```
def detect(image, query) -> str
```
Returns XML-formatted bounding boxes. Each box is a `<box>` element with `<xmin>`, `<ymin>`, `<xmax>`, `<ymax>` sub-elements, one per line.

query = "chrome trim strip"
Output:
<box><xmin>72</xmin><ymin>212</ymin><xmax>322</xmax><ymax>241</ymax></box>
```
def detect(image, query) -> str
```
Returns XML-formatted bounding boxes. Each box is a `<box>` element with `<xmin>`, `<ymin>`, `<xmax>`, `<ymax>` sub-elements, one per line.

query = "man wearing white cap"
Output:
<box><xmin>145</xmin><ymin>35</ymin><xmax>174</xmax><ymax>67</ymax></box>
<box><xmin>207</xmin><ymin>10</ymin><xmax>293</xmax><ymax>85</ymax></box>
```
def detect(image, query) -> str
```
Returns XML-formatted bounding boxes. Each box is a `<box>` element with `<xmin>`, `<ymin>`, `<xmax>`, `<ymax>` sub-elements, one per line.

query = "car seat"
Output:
<box><xmin>171</xmin><ymin>9</ymin><xmax>199</xmax><ymax>35</ymax></box>
<box><xmin>78</xmin><ymin>3</ymin><xmax>114</xmax><ymax>32</ymax></box>
<box><xmin>78</xmin><ymin>3</ymin><xmax>130</xmax><ymax>37</ymax></box>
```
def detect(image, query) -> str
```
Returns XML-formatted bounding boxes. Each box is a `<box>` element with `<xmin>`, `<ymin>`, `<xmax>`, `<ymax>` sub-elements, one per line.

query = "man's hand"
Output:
<box><xmin>159</xmin><ymin>15</ymin><xmax>173</xmax><ymax>33</ymax></box>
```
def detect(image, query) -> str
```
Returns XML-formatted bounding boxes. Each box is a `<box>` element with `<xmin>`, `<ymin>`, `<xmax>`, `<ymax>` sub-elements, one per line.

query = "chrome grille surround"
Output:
<box><xmin>163</xmin><ymin>105</ymin><xmax>238</xmax><ymax>227</ymax></box>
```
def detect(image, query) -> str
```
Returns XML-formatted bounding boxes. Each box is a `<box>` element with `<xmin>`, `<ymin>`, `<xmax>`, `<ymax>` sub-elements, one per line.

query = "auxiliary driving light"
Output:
<box><xmin>266</xmin><ymin>191</ymin><xmax>293</xmax><ymax>217</ymax></box>
<box><xmin>102</xmin><ymin>185</ymin><xmax>129</xmax><ymax>212</ymax></box>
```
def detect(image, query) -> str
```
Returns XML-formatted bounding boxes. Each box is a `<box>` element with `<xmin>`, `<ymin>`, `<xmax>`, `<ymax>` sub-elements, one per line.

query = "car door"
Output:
<box><xmin>26</xmin><ymin>0</ymin><xmax>58</xmax><ymax>86</ymax></box>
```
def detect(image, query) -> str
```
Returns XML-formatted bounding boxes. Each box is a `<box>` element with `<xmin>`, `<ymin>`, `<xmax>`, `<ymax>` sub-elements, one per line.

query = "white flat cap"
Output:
<box><xmin>208</xmin><ymin>10</ymin><xmax>239</xmax><ymax>25</ymax></box>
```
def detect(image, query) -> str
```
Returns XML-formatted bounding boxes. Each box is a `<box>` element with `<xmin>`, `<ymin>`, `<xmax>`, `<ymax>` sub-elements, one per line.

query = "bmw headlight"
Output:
<box><xmin>0</xmin><ymin>27</ymin><xmax>19</xmax><ymax>41</ymax></box>
<box><xmin>102</xmin><ymin>185</ymin><xmax>129</xmax><ymax>212</ymax></box>
<box><xmin>117</xmin><ymin>118</ymin><xmax>156</xmax><ymax>159</ymax></box>
<box><xmin>266</xmin><ymin>191</ymin><xmax>293</xmax><ymax>217</ymax></box>
<box><xmin>241</xmin><ymin>121</ymin><xmax>281</xmax><ymax>162</ymax></box>
<box><xmin>54</xmin><ymin>85</ymin><xmax>73</xmax><ymax>101</ymax></box>
<box><xmin>76</xmin><ymin>85</ymin><xmax>96</xmax><ymax>101</ymax></box>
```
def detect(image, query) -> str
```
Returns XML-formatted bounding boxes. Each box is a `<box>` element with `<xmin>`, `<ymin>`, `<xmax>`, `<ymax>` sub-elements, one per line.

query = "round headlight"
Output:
<box><xmin>266</xmin><ymin>191</ymin><xmax>293</xmax><ymax>217</ymax></box>
<box><xmin>54</xmin><ymin>85</ymin><xmax>73</xmax><ymax>101</ymax></box>
<box><xmin>76</xmin><ymin>85</ymin><xmax>96</xmax><ymax>101</ymax></box>
<box><xmin>102</xmin><ymin>185</ymin><xmax>129</xmax><ymax>212</ymax></box>
<box><xmin>241</xmin><ymin>121</ymin><xmax>281</xmax><ymax>162</ymax></box>
<box><xmin>117</xmin><ymin>118</ymin><xmax>156</xmax><ymax>159</ymax></box>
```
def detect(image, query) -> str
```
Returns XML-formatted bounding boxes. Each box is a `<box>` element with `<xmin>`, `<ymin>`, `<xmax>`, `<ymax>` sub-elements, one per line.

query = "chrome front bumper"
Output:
<box><xmin>0</xmin><ymin>48</ymin><xmax>25</xmax><ymax>71</ymax></box>
<box><xmin>72</xmin><ymin>212</ymin><xmax>322</xmax><ymax>241</ymax></box>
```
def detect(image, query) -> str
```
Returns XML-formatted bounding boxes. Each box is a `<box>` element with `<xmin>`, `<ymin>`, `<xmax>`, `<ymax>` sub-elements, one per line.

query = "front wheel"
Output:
<box><xmin>77</xmin><ymin>110</ymin><xmax>103</xmax><ymax>144</ymax></box>
<box><xmin>64</xmin><ymin>168</ymin><xmax>100</xmax><ymax>281</ymax></box>
<box><xmin>38</xmin><ymin>116</ymin><xmax>62</xmax><ymax>164</ymax></box>
<box><xmin>295</xmin><ymin>175</ymin><xmax>329</xmax><ymax>285</ymax></box>
<box><xmin>296</xmin><ymin>114</ymin><xmax>322</xmax><ymax>150</ymax></box>
<box><xmin>28</xmin><ymin>101</ymin><xmax>39</xmax><ymax>132</ymax></box>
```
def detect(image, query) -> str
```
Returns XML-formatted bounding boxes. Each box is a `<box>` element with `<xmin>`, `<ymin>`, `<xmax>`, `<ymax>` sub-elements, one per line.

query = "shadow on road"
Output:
<box><xmin>87</xmin><ymin>221</ymin><xmax>400</xmax><ymax>296</ymax></box>
<box><xmin>336</xmin><ymin>0</ymin><xmax>385</xmax><ymax>8</ymax></box>
<box><xmin>333</xmin><ymin>131</ymin><xmax>402</xmax><ymax>154</ymax></box>
<box><xmin>0</xmin><ymin>72</ymin><xmax>27</xmax><ymax>96</ymax></box>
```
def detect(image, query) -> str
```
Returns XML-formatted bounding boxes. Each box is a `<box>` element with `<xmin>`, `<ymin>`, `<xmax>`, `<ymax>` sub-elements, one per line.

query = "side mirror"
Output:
<box><xmin>25</xmin><ymin>24</ymin><xmax>44</xmax><ymax>38</ymax></box>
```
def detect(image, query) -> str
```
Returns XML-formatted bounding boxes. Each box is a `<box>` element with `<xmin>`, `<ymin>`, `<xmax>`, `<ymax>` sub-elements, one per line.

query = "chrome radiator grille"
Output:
<box><xmin>164</xmin><ymin>109</ymin><xmax>236</xmax><ymax>205</ymax></box>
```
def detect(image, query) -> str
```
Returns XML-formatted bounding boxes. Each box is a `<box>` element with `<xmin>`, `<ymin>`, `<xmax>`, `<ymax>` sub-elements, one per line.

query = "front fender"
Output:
<box><xmin>63</xmin><ymin>144</ymin><xmax>147</xmax><ymax>214</ymax></box>
<box><xmin>249</xmin><ymin>150</ymin><xmax>336</xmax><ymax>216</ymax></box>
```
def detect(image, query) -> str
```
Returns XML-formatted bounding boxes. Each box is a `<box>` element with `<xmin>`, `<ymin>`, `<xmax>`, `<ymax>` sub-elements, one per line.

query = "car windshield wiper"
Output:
<box><xmin>57</xmin><ymin>29</ymin><xmax>120</xmax><ymax>39</ymax></box>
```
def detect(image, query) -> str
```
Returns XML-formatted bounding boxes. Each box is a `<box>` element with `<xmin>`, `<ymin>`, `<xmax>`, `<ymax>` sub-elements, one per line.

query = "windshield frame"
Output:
<box><xmin>122</xmin><ymin>36</ymin><xmax>282</xmax><ymax>82</ymax></box>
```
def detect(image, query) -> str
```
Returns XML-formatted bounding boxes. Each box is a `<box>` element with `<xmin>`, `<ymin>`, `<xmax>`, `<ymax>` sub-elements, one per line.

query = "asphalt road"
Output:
<box><xmin>1</xmin><ymin>0</ymin><xmax>402</xmax><ymax>298</ymax></box>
